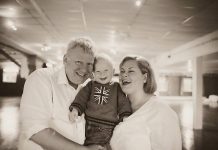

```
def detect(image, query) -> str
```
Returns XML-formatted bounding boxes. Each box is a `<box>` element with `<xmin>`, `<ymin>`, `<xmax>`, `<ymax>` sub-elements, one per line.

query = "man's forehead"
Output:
<box><xmin>67</xmin><ymin>49</ymin><xmax>93</xmax><ymax>56</ymax></box>
<box><xmin>67</xmin><ymin>45</ymin><xmax>94</xmax><ymax>56</ymax></box>
<box><xmin>67</xmin><ymin>53</ymin><xmax>94</xmax><ymax>62</ymax></box>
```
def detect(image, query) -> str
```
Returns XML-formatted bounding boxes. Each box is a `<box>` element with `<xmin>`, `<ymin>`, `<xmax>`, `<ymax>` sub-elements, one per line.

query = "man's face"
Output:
<box><xmin>64</xmin><ymin>46</ymin><xmax>94</xmax><ymax>85</ymax></box>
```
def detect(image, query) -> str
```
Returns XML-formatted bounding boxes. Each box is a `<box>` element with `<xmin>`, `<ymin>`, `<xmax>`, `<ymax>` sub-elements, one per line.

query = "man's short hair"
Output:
<box><xmin>67</xmin><ymin>37</ymin><xmax>95</xmax><ymax>56</ymax></box>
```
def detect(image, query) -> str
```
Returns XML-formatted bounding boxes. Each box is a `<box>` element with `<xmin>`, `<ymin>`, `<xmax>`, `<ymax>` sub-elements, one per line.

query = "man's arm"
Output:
<box><xmin>20</xmin><ymin>70</ymin><xmax>102</xmax><ymax>150</ymax></box>
<box><xmin>30</xmin><ymin>128</ymin><xmax>99</xmax><ymax>150</ymax></box>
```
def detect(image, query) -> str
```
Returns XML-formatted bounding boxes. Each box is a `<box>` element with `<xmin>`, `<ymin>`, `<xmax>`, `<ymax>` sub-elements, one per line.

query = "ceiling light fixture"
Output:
<box><xmin>162</xmin><ymin>31</ymin><xmax>171</xmax><ymax>39</ymax></box>
<box><xmin>111</xmin><ymin>30</ymin><xmax>116</xmax><ymax>34</ymax></box>
<box><xmin>9</xmin><ymin>7</ymin><xmax>15</xmax><ymax>11</ymax></box>
<box><xmin>7</xmin><ymin>20</ymin><xmax>17</xmax><ymax>31</ymax></box>
<box><xmin>182</xmin><ymin>16</ymin><xmax>194</xmax><ymax>24</ymax></box>
<box><xmin>41</xmin><ymin>44</ymin><xmax>51</xmax><ymax>51</ymax></box>
<box><xmin>183</xmin><ymin>6</ymin><xmax>195</xmax><ymax>10</ymax></box>
<box><xmin>135</xmin><ymin>0</ymin><xmax>142</xmax><ymax>7</ymax></box>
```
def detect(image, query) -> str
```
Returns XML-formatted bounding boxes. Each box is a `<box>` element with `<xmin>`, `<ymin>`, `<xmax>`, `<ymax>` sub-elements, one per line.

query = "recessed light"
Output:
<box><xmin>12</xmin><ymin>27</ymin><xmax>17</xmax><ymax>31</ymax></box>
<box><xmin>184</xmin><ymin>6</ymin><xmax>195</xmax><ymax>9</ymax></box>
<box><xmin>9</xmin><ymin>7</ymin><xmax>15</xmax><ymax>11</ymax></box>
<box><xmin>182</xmin><ymin>16</ymin><xmax>194</xmax><ymax>24</ymax></box>
<box><xmin>41</xmin><ymin>44</ymin><xmax>51</xmax><ymax>51</ymax></box>
<box><xmin>7</xmin><ymin>20</ymin><xmax>17</xmax><ymax>31</ymax></box>
<box><xmin>135</xmin><ymin>0</ymin><xmax>142</xmax><ymax>7</ymax></box>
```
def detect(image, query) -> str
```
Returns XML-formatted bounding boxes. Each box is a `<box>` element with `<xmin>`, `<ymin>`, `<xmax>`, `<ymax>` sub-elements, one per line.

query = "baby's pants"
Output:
<box><xmin>84</xmin><ymin>120</ymin><xmax>115</xmax><ymax>146</ymax></box>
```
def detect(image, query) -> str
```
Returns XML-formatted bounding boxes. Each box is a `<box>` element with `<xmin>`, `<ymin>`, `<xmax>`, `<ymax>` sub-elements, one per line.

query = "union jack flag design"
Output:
<box><xmin>94</xmin><ymin>86</ymin><xmax>110</xmax><ymax>105</ymax></box>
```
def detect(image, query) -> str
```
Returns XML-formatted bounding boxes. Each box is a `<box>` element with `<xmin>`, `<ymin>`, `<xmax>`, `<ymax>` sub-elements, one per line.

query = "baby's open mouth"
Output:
<box><xmin>100</xmin><ymin>77</ymin><xmax>107</xmax><ymax>81</ymax></box>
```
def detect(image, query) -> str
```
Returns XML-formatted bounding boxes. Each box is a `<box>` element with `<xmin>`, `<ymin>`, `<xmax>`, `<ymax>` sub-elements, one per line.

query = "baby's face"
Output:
<box><xmin>93</xmin><ymin>59</ymin><xmax>114</xmax><ymax>84</ymax></box>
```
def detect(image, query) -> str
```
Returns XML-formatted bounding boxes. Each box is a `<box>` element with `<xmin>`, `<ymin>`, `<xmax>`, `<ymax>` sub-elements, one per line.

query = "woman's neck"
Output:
<box><xmin>128</xmin><ymin>90</ymin><xmax>153</xmax><ymax>112</ymax></box>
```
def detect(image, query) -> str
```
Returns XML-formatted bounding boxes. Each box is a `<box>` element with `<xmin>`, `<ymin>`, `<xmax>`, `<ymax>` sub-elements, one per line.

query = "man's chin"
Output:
<box><xmin>70</xmin><ymin>76</ymin><xmax>85</xmax><ymax>85</ymax></box>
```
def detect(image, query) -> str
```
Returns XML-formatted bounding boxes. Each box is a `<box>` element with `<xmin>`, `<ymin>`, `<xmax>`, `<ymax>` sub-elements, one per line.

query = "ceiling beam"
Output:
<box><xmin>154</xmin><ymin>30</ymin><xmax>218</xmax><ymax>67</ymax></box>
<box><xmin>0</xmin><ymin>48</ymin><xmax>21</xmax><ymax>67</ymax></box>
<box><xmin>0</xmin><ymin>42</ymin><xmax>28</xmax><ymax>56</ymax></box>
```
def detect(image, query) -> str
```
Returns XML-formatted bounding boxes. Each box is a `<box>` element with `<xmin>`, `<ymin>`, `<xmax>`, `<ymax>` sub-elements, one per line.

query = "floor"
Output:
<box><xmin>0</xmin><ymin>96</ymin><xmax>218</xmax><ymax>150</ymax></box>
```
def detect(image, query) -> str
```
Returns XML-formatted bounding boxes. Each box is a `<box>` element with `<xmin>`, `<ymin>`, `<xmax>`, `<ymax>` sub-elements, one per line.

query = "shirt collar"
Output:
<box><xmin>57</xmin><ymin>67</ymin><xmax>88</xmax><ymax>89</ymax></box>
<box><xmin>57</xmin><ymin>67</ymin><xmax>69</xmax><ymax>85</ymax></box>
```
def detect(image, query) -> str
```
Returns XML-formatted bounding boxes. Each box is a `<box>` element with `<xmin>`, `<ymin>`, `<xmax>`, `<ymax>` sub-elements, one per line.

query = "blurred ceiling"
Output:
<box><xmin>0</xmin><ymin>0</ymin><xmax>218</xmax><ymax>69</ymax></box>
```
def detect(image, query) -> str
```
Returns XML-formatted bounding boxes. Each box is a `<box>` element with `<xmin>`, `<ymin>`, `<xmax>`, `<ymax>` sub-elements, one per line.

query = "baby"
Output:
<box><xmin>69</xmin><ymin>54</ymin><xmax>132</xmax><ymax>147</ymax></box>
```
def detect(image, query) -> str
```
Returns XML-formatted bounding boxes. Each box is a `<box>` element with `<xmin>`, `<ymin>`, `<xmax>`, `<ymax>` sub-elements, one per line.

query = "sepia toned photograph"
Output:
<box><xmin>0</xmin><ymin>0</ymin><xmax>218</xmax><ymax>150</ymax></box>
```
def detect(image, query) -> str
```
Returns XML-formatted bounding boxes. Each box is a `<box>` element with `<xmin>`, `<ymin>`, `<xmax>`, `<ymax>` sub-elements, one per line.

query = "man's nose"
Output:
<box><xmin>79</xmin><ymin>64</ymin><xmax>89</xmax><ymax>73</ymax></box>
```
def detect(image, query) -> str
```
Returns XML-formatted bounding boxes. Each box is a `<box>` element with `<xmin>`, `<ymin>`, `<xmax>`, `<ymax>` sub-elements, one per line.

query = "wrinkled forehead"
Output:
<box><xmin>67</xmin><ymin>45</ymin><xmax>94</xmax><ymax>57</ymax></box>
<box><xmin>67</xmin><ymin>46</ymin><xmax>94</xmax><ymax>57</ymax></box>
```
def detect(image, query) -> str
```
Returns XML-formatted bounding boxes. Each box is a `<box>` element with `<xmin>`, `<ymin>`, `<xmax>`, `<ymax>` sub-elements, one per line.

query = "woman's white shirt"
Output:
<box><xmin>110</xmin><ymin>96</ymin><xmax>182</xmax><ymax>150</ymax></box>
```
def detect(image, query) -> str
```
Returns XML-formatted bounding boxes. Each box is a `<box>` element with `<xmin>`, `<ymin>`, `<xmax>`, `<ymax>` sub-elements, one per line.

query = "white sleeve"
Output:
<box><xmin>110</xmin><ymin>119</ymin><xmax>151</xmax><ymax>150</ymax></box>
<box><xmin>20</xmin><ymin>69</ymin><xmax>52</xmax><ymax>140</ymax></box>
<box><xmin>151</xmin><ymin>111</ymin><xmax>182</xmax><ymax>150</ymax></box>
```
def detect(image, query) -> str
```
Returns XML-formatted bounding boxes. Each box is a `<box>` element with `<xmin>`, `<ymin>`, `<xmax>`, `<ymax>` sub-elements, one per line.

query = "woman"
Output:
<box><xmin>110</xmin><ymin>56</ymin><xmax>182</xmax><ymax>150</ymax></box>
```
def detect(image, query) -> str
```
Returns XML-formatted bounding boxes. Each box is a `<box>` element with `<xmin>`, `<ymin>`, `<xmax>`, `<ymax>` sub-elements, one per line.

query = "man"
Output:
<box><xmin>18</xmin><ymin>38</ymin><xmax>104</xmax><ymax>150</ymax></box>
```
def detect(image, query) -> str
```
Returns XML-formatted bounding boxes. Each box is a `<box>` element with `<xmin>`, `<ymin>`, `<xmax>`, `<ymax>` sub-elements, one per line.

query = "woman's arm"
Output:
<box><xmin>31</xmin><ymin>128</ymin><xmax>102</xmax><ymax>150</ymax></box>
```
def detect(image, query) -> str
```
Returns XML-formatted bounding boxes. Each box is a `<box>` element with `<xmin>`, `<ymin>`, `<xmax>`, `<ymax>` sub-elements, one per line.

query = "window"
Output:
<box><xmin>181</xmin><ymin>77</ymin><xmax>192</xmax><ymax>92</ymax></box>
<box><xmin>158</xmin><ymin>76</ymin><xmax>168</xmax><ymax>92</ymax></box>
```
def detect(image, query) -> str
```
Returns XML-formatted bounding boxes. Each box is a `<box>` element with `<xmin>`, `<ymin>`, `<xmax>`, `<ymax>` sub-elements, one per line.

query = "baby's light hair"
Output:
<box><xmin>93</xmin><ymin>53</ymin><xmax>114</xmax><ymax>71</ymax></box>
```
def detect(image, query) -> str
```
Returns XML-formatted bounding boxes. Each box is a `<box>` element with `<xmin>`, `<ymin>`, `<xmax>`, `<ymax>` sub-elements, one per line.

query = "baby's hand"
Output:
<box><xmin>69</xmin><ymin>109</ymin><xmax>78</xmax><ymax>123</ymax></box>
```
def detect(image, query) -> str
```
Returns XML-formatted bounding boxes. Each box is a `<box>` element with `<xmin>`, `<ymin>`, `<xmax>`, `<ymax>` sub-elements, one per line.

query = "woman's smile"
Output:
<box><xmin>121</xmin><ymin>80</ymin><xmax>131</xmax><ymax>86</ymax></box>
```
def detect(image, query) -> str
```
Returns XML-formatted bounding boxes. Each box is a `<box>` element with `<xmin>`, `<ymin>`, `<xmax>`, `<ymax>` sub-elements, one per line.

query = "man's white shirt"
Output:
<box><xmin>18</xmin><ymin>67</ymin><xmax>86</xmax><ymax>150</ymax></box>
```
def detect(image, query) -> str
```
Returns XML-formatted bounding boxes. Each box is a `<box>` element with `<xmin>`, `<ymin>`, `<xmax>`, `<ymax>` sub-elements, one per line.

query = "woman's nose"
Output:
<box><xmin>122</xmin><ymin>72</ymin><xmax>128</xmax><ymax>77</ymax></box>
<box><xmin>119</xmin><ymin>73</ymin><xmax>127</xmax><ymax>80</ymax></box>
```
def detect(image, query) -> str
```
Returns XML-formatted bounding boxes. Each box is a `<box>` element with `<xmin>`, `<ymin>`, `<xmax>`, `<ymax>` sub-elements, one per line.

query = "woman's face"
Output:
<box><xmin>119</xmin><ymin>59</ymin><xmax>146</xmax><ymax>95</ymax></box>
